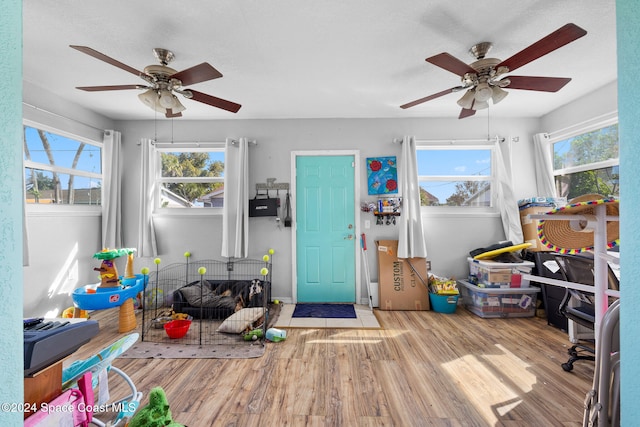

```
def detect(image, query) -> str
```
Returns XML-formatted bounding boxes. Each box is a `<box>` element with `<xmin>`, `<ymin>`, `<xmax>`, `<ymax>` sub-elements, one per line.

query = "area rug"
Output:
<box><xmin>292</xmin><ymin>303</ymin><xmax>356</xmax><ymax>318</ymax></box>
<box><xmin>120</xmin><ymin>341</ymin><xmax>265</xmax><ymax>359</ymax></box>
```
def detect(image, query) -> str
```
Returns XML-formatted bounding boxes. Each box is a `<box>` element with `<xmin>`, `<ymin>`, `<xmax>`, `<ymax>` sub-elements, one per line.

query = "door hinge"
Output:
<box><xmin>352</xmin><ymin>161</ymin><xmax>355</xmax><ymax>167</ymax></box>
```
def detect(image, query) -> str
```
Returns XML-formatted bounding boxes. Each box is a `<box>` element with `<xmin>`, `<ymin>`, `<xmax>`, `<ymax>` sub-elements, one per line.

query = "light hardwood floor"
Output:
<box><xmin>65</xmin><ymin>306</ymin><xmax>593</xmax><ymax>426</ymax></box>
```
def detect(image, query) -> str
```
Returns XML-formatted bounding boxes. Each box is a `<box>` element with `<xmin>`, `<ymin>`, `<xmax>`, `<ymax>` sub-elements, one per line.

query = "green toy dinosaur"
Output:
<box><xmin>127</xmin><ymin>386</ymin><xmax>185</xmax><ymax>427</ymax></box>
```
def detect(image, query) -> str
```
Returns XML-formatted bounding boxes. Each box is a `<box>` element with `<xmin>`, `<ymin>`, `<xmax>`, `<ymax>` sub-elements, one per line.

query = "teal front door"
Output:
<box><xmin>296</xmin><ymin>155</ymin><xmax>356</xmax><ymax>302</ymax></box>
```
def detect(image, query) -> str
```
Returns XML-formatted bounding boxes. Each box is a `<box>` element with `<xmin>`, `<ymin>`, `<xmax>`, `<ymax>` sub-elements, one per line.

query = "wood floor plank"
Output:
<box><xmin>59</xmin><ymin>306</ymin><xmax>593</xmax><ymax>426</ymax></box>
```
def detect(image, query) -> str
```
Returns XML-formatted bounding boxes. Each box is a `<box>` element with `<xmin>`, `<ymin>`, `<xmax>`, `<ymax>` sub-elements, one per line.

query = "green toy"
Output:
<box><xmin>127</xmin><ymin>386</ymin><xmax>185</xmax><ymax>427</ymax></box>
<box><xmin>243</xmin><ymin>328</ymin><xmax>264</xmax><ymax>341</ymax></box>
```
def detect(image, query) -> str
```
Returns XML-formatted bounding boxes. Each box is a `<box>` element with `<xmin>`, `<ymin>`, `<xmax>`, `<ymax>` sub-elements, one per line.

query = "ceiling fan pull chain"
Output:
<box><xmin>487</xmin><ymin>106</ymin><xmax>490</xmax><ymax>140</ymax></box>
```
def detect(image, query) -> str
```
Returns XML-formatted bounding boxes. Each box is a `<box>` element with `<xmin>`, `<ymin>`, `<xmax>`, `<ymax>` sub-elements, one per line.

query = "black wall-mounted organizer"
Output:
<box><xmin>249</xmin><ymin>179</ymin><xmax>291</xmax><ymax>226</ymax></box>
<box><xmin>361</xmin><ymin>197</ymin><xmax>402</xmax><ymax>225</ymax></box>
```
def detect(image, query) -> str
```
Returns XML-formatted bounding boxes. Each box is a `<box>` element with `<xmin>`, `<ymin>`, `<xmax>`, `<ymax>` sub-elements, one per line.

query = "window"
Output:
<box><xmin>23</xmin><ymin>125</ymin><xmax>102</xmax><ymax>205</ymax></box>
<box><xmin>155</xmin><ymin>143</ymin><xmax>225</xmax><ymax>209</ymax></box>
<box><xmin>416</xmin><ymin>146</ymin><xmax>494</xmax><ymax>207</ymax></box>
<box><xmin>552</xmin><ymin>123</ymin><xmax>619</xmax><ymax>199</ymax></box>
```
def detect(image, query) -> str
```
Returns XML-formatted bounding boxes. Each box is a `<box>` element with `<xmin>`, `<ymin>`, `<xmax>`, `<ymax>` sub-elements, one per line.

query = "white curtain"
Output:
<box><xmin>533</xmin><ymin>133</ymin><xmax>557</xmax><ymax>197</ymax></box>
<box><xmin>495</xmin><ymin>138</ymin><xmax>524</xmax><ymax>243</ymax></box>
<box><xmin>221</xmin><ymin>137</ymin><xmax>249</xmax><ymax>258</ymax></box>
<box><xmin>101</xmin><ymin>130</ymin><xmax>122</xmax><ymax>249</ymax></box>
<box><xmin>397</xmin><ymin>135</ymin><xmax>428</xmax><ymax>259</ymax></box>
<box><xmin>138</xmin><ymin>138</ymin><xmax>158</xmax><ymax>257</ymax></box>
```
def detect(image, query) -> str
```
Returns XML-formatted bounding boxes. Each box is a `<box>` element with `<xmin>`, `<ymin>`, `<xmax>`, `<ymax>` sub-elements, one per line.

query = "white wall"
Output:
<box><xmin>116</xmin><ymin>115</ymin><xmax>540</xmax><ymax>302</ymax></box>
<box><xmin>21</xmin><ymin>82</ymin><xmax>116</xmax><ymax>317</ymax></box>
<box><xmin>23</xmin><ymin>210</ymin><xmax>103</xmax><ymax>317</ymax></box>
<box><xmin>21</xmin><ymin>79</ymin><xmax>617</xmax><ymax>314</ymax></box>
<box><xmin>540</xmin><ymin>80</ymin><xmax>618</xmax><ymax>133</ymax></box>
<box><xmin>23</xmin><ymin>81</ymin><xmax>115</xmax><ymax>142</ymax></box>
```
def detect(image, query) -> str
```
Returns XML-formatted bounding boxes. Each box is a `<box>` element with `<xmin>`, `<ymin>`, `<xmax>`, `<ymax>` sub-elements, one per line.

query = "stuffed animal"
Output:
<box><xmin>127</xmin><ymin>387</ymin><xmax>185</xmax><ymax>427</ymax></box>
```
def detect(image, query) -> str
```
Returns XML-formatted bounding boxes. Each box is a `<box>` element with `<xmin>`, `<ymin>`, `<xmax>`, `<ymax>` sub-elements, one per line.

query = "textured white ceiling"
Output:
<box><xmin>23</xmin><ymin>1</ymin><xmax>617</xmax><ymax>121</ymax></box>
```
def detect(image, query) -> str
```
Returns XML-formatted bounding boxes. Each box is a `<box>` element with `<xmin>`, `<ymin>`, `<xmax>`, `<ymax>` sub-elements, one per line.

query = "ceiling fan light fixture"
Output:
<box><xmin>472</xmin><ymin>99</ymin><xmax>489</xmax><ymax>110</ymax></box>
<box><xmin>70</xmin><ymin>45</ymin><xmax>242</xmax><ymax>116</ymax></box>
<box><xmin>398</xmin><ymin>23</ymin><xmax>587</xmax><ymax>119</ymax></box>
<box><xmin>491</xmin><ymin>86</ymin><xmax>509</xmax><ymax>104</ymax></box>
<box><xmin>457</xmin><ymin>89</ymin><xmax>476</xmax><ymax>109</ymax></box>
<box><xmin>493</xmin><ymin>78</ymin><xmax>511</xmax><ymax>88</ymax></box>
<box><xmin>170</xmin><ymin>97</ymin><xmax>186</xmax><ymax>113</ymax></box>
<box><xmin>158</xmin><ymin>89</ymin><xmax>178</xmax><ymax>109</ymax></box>
<box><xmin>138</xmin><ymin>89</ymin><xmax>160</xmax><ymax>109</ymax></box>
<box><xmin>138</xmin><ymin>89</ymin><xmax>185</xmax><ymax>115</ymax></box>
<box><xmin>474</xmin><ymin>82</ymin><xmax>493</xmax><ymax>102</ymax></box>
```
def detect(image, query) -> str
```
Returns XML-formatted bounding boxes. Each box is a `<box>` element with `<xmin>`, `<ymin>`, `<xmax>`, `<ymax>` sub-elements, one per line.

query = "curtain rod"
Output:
<box><xmin>231</xmin><ymin>139</ymin><xmax>258</xmax><ymax>145</ymax></box>
<box><xmin>22</xmin><ymin>102</ymin><xmax>107</xmax><ymax>133</ymax></box>
<box><xmin>392</xmin><ymin>136</ymin><xmax>505</xmax><ymax>144</ymax></box>
<box><xmin>152</xmin><ymin>140</ymin><xmax>225</xmax><ymax>145</ymax></box>
<box><xmin>147</xmin><ymin>139</ymin><xmax>258</xmax><ymax>146</ymax></box>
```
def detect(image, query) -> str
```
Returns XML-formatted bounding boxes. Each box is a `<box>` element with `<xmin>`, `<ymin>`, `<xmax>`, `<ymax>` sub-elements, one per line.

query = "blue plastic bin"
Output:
<box><xmin>429</xmin><ymin>293</ymin><xmax>459</xmax><ymax>314</ymax></box>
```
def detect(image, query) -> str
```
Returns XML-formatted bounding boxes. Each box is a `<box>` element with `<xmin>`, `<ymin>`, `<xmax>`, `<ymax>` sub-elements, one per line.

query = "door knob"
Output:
<box><xmin>344</xmin><ymin>234</ymin><xmax>354</xmax><ymax>240</ymax></box>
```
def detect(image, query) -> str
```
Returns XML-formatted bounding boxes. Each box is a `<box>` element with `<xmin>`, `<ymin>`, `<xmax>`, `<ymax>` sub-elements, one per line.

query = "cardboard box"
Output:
<box><xmin>519</xmin><ymin>205</ymin><xmax>554</xmax><ymax>252</ymax></box>
<box><xmin>375</xmin><ymin>240</ymin><xmax>430</xmax><ymax>311</ymax></box>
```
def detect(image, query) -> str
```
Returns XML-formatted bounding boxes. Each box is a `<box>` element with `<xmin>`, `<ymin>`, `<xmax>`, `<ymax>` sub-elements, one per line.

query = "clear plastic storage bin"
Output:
<box><xmin>467</xmin><ymin>257</ymin><xmax>535</xmax><ymax>288</ymax></box>
<box><xmin>458</xmin><ymin>279</ymin><xmax>540</xmax><ymax>318</ymax></box>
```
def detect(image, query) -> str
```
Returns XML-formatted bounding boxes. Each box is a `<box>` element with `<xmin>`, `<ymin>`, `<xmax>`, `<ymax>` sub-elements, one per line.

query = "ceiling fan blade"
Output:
<box><xmin>187</xmin><ymin>89</ymin><xmax>242</xmax><ymax>113</ymax></box>
<box><xmin>400</xmin><ymin>87</ymin><xmax>458</xmax><ymax>109</ymax></box>
<box><xmin>76</xmin><ymin>84</ymin><xmax>146</xmax><ymax>91</ymax></box>
<box><xmin>497</xmin><ymin>23</ymin><xmax>587</xmax><ymax>72</ymax></box>
<box><xmin>70</xmin><ymin>45</ymin><xmax>143</xmax><ymax>77</ymax></box>
<box><xmin>165</xmin><ymin>109</ymin><xmax>183</xmax><ymax>118</ymax></box>
<box><xmin>459</xmin><ymin>108</ymin><xmax>476</xmax><ymax>119</ymax></box>
<box><xmin>426</xmin><ymin>53</ymin><xmax>477</xmax><ymax>77</ymax></box>
<box><xmin>171</xmin><ymin>63</ymin><xmax>223</xmax><ymax>86</ymax></box>
<box><xmin>506</xmin><ymin>76</ymin><xmax>572</xmax><ymax>92</ymax></box>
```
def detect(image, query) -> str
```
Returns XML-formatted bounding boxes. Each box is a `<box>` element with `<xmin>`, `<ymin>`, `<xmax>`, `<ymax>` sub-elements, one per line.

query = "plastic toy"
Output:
<box><xmin>265</xmin><ymin>327</ymin><xmax>286</xmax><ymax>342</ymax></box>
<box><xmin>127</xmin><ymin>386</ymin><xmax>184</xmax><ymax>427</ymax></box>
<box><xmin>243</xmin><ymin>328</ymin><xmax>264</xmax><ymax>341</ymax></box>
<box><xmin>93</xmin><ymin>248</ymin><xmax>136</xmax><ymax>288</ymax></box>
<box><xmin>62</xmin><ymin>306</ymin><xmax>88</xmax><ymax>318</ymax></box>
<box><xmin>72</xmin><ymin>248</ymin><xmax>145</xmax><ymax>332</ymax></box>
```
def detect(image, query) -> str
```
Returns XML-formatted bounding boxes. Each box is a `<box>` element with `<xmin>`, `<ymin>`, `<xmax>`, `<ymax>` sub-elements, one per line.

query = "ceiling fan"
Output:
<box><xmin>400</xmin><ymin>23</ymin><xmax>587</xmax><ymax>119</ymax></box>
<box><xmin>70</xmin><ymin>45</ymin><xmax>241</xmax><ymax>118</ymax></box>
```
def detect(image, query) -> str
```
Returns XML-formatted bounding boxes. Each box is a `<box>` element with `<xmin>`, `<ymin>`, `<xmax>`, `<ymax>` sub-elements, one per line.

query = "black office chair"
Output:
<box><xmin>554</xmin><ymin>253</ymin><xmax>619</xmax><ymax>372</ymax></box>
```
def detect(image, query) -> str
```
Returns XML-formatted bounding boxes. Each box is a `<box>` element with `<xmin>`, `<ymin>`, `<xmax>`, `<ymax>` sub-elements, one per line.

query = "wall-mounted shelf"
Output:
<box><xmin>256</xmin><ymin>178</ymin><xmax>289</xmax><ymax>191</ymax></box>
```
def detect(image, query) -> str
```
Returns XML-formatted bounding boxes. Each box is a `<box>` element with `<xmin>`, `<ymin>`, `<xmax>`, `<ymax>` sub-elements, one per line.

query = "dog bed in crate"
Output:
<box><xmin>172</xmin><ymin>279</ymin><xmax>266</xmax><ymax>319</ymax></box>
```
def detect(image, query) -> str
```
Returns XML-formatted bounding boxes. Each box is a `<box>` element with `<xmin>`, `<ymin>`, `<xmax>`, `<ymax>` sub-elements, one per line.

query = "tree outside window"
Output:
<box><xmin>156</xmin><ymin>147</ymin><xmax>225</xmax><ymax>209</ymax></box>
<box><xmin>23</xmin><ymin>125</ymin><xmax>102</xmax><ymax>205</ymax></box>
<box><xmin>553</xmin><ymin>123</ymin><xmax>619</xmax><ymax>199</ymax></box>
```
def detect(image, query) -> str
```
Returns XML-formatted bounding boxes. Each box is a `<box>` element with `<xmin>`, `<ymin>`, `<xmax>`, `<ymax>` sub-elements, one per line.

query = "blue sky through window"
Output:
<box><xmin>24</xmin><ymin>126</ymin><xmax>102</xmax><ymax>191</ymax></box>
<box><xmin>24</xmin><ymin>127</ymin><xmax>101</xmax><ymax>173</ymax></box>
<box><xmin>417</xmin><ymin>149</ymin><xmax>491</xmax><ymax>203</ymax></box>
<box><xmin>418</xmin><ymin>149</ymin><xmax>491</xmax><ymax>176</ymax></box>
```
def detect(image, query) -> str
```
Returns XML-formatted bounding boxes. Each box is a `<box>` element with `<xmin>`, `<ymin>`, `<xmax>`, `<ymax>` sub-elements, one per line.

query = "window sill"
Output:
<box><xmin>25</xmin><ymin>205</ymin><xmax>101</xmax><ymax>217</ymax></box>
<box><xmin>153</xmin><ymin>208</ymin><xmax>223</xmax><ymax>217</ymax></box>
<box><xmin>420</xmin><ymin>207</ymin><xmax>500</xmax><ymax>218</ymax></box>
